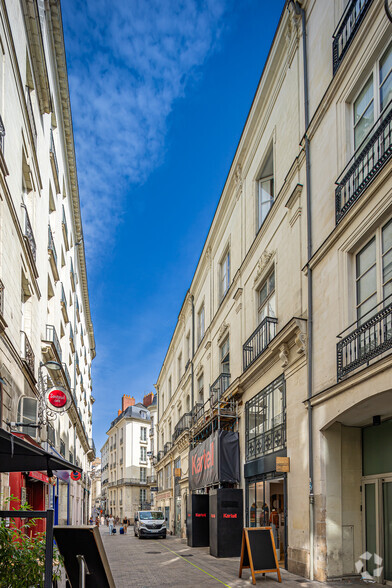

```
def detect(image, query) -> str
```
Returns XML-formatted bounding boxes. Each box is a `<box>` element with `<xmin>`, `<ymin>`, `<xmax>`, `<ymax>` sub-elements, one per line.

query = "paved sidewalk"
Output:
<box><xmin>99</xmin><ymin>526</ymin><xmax>367</xmax><ymax>588</ymax></box>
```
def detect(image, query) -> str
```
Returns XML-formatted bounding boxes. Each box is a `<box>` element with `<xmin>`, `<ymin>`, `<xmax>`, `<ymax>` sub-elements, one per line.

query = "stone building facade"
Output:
<box><xmin>155</xmin><ymin>0</ymin><xmax>392</xmax><ymax>582</ymax></box>
<box><xmin>0</xmin><ymin>0</ymin><xmax>95</xmax><ymax>525</ymax></box>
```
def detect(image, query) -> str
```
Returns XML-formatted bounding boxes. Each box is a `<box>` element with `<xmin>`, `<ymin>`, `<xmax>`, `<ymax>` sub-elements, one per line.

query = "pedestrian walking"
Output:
<box><xmin>122</xmin><ymin>516</ymin><xmax>128</xmax><ymax>534</ymax></box>
<box><xmin>108</xmin><ymin>515</ymin><xmax>114</xmax><ymax>535</ymax></box>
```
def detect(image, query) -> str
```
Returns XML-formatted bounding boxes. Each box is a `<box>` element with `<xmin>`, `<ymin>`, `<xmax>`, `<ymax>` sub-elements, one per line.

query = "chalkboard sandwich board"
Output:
<box><xmin>239</xmin><ymin>527</ymin><xmax>282</xmax><ymax>585</ymax></box>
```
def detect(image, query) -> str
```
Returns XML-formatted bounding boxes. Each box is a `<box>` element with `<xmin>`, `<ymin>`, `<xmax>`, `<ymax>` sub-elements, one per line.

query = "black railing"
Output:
<box><xmin>332</xmin><ymin>0</ymin><xmax>373</xmax><ymax>74</ymax></box>
<box><xmin>48</xmin><ymin>225</ymin><xmax>57</xmax><ymax>266</ymax></box>
<box><xmin>246</xmin><ymin>419</ymin><xmax>286</xmax><ymax>461</ymax></box>
<box><xmin>336</xmin><ymin>102</ymin><xmax>392</xmax><ymax>223</ymax></box>
<box><xmin>0</xmin><ymin>115</ymin><xmax>5</xmax><ymax>152</ymax></box>
<box><xmin>243</xmin><ymin>316</ymin><xmax>278</xmax><ymax>371</ymax></box>
<box><xmin>210</xmin><ymin>373</ymin><xmax>230</xmax><ymax>406</ymax></box>
<box><xmin>191</xmin><ymin>402</ymin><xmax>204</xmax><ymax>424</ymax></box>
<box><xmin>21</xmin><ymin>331</ymin><xmax>35</xmax><ymax>375</ymax></box>
<box><xmin>172</xmin><ymin>412</ymin><xmax>192</xmax><ymax>442</ymax></box>
<box><xmin>157</xmin><ymin>450</ymin><xmax>164</xmax><ymax>462</ymax></box>
<box><xmin>25</xmin><ymin>86</ymin><xmax>37</xmax><ymax>147</ymax></box>
<box><xmin>337</xmin><ymin>300</ymin><xmax>392</xmax><ymax>380</ymax></box>
<box><xmin>22</xmin><ymin>205</ymin><xmax>37</xmax><ymax>262</ymax></box>
<box><xmin>164</xmin><ymin>442</ymin><xmax>172</xmax><ymax>455</ymax></box>
<box><xmin>44</xmin><ymin>324</ymin><xmax>62</xmax><ymax>361</ymax></box>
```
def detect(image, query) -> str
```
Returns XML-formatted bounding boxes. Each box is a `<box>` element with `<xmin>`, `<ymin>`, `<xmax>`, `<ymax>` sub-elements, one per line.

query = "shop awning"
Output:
<box><xmin>0</xmin><ymin>428</ymin><xmax>82</xmax><ymax>475</ymax></box>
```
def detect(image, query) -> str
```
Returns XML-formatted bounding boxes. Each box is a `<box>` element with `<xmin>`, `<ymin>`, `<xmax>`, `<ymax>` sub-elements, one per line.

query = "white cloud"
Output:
<box><xmin>63</xmin><ymin>0</ymin><xmax>230</xmax><ymax>261</ymax></box>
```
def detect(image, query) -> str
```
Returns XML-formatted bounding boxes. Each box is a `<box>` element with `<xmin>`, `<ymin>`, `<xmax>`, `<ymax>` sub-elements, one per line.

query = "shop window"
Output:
<box><xmin>245</xmin><ymin>375</ymin><xmax>286</xmax><ymax>461</ymax></box>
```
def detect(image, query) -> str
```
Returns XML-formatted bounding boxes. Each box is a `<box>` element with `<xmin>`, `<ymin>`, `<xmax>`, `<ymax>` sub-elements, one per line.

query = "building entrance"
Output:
<box><xmin>246</xmin><ymin>474</ymin><xmax>287</xmax><ymax>568</ymax></box>
<box><xmin>362</xmin><ymin>476</ymin><xmax>392</xmax><ymax>582</ymax></box>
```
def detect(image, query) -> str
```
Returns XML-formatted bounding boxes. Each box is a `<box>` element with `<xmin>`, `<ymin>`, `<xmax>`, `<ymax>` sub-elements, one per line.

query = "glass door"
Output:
<box><xmin>383</xmin><ymin>480</ymin><xmax>392</xmax><ymax>582</ymax></box>
<box><xmin>362</xmin><ymin>477</ymin><xmax>392</xmax><ymax>583</ymax></box>
<box><xmin>363</xmin><ymin>480</ymin><xmax>378</xmax><ymax>578</ymax></box>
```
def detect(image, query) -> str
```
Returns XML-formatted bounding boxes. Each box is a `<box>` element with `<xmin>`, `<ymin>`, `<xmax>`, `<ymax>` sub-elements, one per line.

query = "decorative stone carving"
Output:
<box><xmin>195</xmin><ymin>362</ymin><xmax>203</xmax><ymax>377</ymax></box>
<box><xmin>254</xmin><ymin>250</ymin><xmax>274</xmax><ymax>284</ymax></box>
<box><xmin>279</xmin><ymin>344</ymin><xmax>289</xmax><ymax>368</ymax></box>
<box><xmin>217</xmin><ymin>321</ymin><xmax>229</xmax><ymax>344</ymax></box>
<box><xmin>295</xmin><ymin>319</ymin><xmax>307</xmax><ymax>354</ymax></box>
<box><xmin>234</xmin><ymin>163</ymin><xmax>243</xmax><ymax>200</ymax></box>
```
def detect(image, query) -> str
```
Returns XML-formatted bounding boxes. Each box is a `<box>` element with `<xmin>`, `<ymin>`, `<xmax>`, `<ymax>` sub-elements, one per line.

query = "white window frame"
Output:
<box><xmin>197</xmin><ymin>304</ymin><xmax>205</xmax><ymax>345</ymax></box>
<box><xmin>256</xmin><ymin>145</ymin><xmax>274</xmax><ymax>232</ymax></box>
<box><xmin>257</xmin><ymin>268</ymin><xmax>276</xmax><ymax>323</ymax></box>
<box><xmin>219</xmin><ymin>248</ymin><xmax>230</xmax><ymax>301</ymax></box>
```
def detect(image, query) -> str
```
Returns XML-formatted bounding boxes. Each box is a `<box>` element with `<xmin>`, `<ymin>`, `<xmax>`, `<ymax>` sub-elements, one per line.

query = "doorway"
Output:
<box><xmin>164</xmin><ymin>506</ymin><xmax>170</xmax><ymax>531</ymax></box>
<box><xmin>362</xmin><ymin>476</ymin><xmax>392</xmax><ymax>582</ymax></box>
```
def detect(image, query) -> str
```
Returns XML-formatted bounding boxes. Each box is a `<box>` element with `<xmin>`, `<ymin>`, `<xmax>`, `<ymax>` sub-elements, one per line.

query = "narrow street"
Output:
<box><xmin>99</xmin><ymin>526</ymin><xmax>364</xmax><ymax>588</ymax></box>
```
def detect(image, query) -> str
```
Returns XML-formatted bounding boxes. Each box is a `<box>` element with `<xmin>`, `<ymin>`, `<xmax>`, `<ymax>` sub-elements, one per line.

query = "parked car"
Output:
<box><xmin>134</xmin><ymin>510</ymin><xmax>166</xmax><ymax>539</ymax></box>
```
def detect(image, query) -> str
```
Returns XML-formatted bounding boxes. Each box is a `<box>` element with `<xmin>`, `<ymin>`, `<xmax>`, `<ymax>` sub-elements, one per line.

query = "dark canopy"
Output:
<box><xmin>0</xmin><ymin>428</ymin><xmax>82</xmax><ymax>475</ymax></box>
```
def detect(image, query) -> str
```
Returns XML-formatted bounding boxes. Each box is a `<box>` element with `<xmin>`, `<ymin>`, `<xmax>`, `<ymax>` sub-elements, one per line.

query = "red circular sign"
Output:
<box><xmin>71</xmin><ymin>471</ymin><xmax>81</xmax><ymax>481</ymax></box>
<box><xmin>48</xmin><ymin>389</ymin><xmax>67</xmax><ymax>408</ymax></box>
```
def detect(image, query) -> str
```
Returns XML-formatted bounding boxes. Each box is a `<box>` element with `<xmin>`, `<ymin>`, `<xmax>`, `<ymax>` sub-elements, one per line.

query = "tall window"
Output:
<box><xmin>356</xmin><ymin>218</ymin><xmax>392</xmax><ymax>323</ymax></box>
<box><xmin>140</xmin><ymin>488</ymin><xmax>146</xmax><ymax>505</ymax></box>
<box><xmin>220</xmin><ymin>338</ymin><xmax>230</xmax><ymax>374</ymax></box>
<box><xmin>220</xmin><ymin>249</ymin><xmax>230</xmax><ymax>300</ymax></box>
<box><xmin>257</xmin><ymin>147</ymin><xmax>274</xmax><ymax>230</ymax></box>
<box><xmin>140</xmin><ymin>426</ymin><xmax>147</xmax><ymax>441</ymax></box>
<box><xmin>168</xmin><ymin>376</ymin><xmax>172</xmax><ymax>399</ymax></box>
<box><xmin>140</xmin><ymin>446</ymin><xmax>147</xmax><ymax>462</ymax></box>
<box><xmin>178</xmin><ymin>352</ymin><xmax>182</xmax><ymax>380</ymax></box>
<box><xmin>353</xmin><ymin>42</ymin><xmax>392</xmax><ymax>150</ymax></box>
<box><xmin>60</xmin><ymin>439</ymin><xmax>66</xmax><ymax>457</ymax></box>
<box><xmin>165</xmin><ymin>463</ymin><xmax>172</xmax><ymax>489</ymax></box>
<box><xmin>258</xmin><ymin>269</ymin><xmax>276</xmax><ymax>323</ymax></box>
<box><xmin>245</xmin><ymin>375</ymin><xmax>286</xmax><ymax>461</ymax></box>
<box><xmin>140</xmin><ymin>467</ymin><xmax>146</xmax><ymax>482</ymax></box>
<box><xmin>197</xmin><ymin>305</ymin><xmax>205</xmax><ymax>345</ymax></box>
<box><xmin>197</xmin><ymin>374</ymin><xmax>204</xmax><ymax>405</ymax></box>
<box><xmin>17</xmin><ymin>396</ymin><xmax>37</xmax><ymax>437</ymax></box>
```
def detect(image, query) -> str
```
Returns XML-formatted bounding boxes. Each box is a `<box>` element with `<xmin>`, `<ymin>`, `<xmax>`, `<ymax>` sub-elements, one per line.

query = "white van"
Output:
<box><xmin>134</xmin><ymin>510</ymin><xmax>166</xmax><ymax>539</ymax></box>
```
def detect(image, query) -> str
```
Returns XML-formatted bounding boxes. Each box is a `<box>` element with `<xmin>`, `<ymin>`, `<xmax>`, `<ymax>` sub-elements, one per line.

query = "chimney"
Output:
<box><xmin>118</xmin><ymin>409</ymin><xmax>121</xmax><ymax>416</ymax></box>
<box><xmin>143</xmin><ymin>392</ymin><xmax>154</xmax><ymax>408</ymax></box>
<box><xmin>122</xmin><ymin>395</ymin><xmax>135</xmax><ymax>412</ymax></box>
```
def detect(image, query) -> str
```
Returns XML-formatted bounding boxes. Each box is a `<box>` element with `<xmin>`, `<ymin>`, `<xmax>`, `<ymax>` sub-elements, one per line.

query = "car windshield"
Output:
<box><xmin>139</xmin><ymin>511</ymin><xmax>164</xmax><ymax>520</ymax></box>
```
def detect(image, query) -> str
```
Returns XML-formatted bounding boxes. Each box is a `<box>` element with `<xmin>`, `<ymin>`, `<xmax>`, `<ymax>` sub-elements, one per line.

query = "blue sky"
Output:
<box><xmin>62</xmin><ymin>0</ymin><xmax>286</xmax><ymax>452</ymax></box>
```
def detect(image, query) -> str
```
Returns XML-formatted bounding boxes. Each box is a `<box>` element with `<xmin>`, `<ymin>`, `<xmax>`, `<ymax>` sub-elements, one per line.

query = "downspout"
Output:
<box><xmin>289</xmin><ymin>0</ymin><xmax>314</xmax><ymax>580</ymax></box>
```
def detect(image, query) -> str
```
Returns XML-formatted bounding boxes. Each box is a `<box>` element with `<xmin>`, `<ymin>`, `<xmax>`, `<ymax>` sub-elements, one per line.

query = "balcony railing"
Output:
<box><xmin>149</xmin><ymin>426</ymin><xmax>154</xmax><ymax>437</ymax></box>
<box><xmin>147</xmin><ymin>475</ymin><xmax>157</xmax><ymax>484</ymax></box>
<box><xmin>0</xmin><ymin>115</ymin><xmax>5</xmax><ymax>152</ymax></box>
<box><xmin>22</xmin><ymin>205</ymin><xmax>36</xmax><ymax>262</ymax></box>
<box><xmin>62</xmin><ymin>362</ymin><xmax>71</xmax><ymax>389</ymax></box>
<box><xmin>25</xmin><ymin>86</ymin><xmax>37</xmax><ymax>148</ymax></box>
<box><xmin>44</xmin><ymin>324</ymin><xmax>62</xmax><ymax>361</ymax></box>
<box><xmin>119</xmin><ymin>458</ymin><xmax>123</xmax><ymax>465</ymax></box>
<box><xmin>210</xmin><ymin>373</ymin><xmax>230</xmax><ymax>406</ymax></box>
<box><xmin>89</xmin><ymin>438</ymin><xmax>96</xmax><ymax>456</ymax></box>
<box><xmin>172</xmin><ymin>412</ymin><xmax>192</xmax><ymax>442</ymax></box>
<box><xmin>163</xmin><ymin>442</ymin><xmax>172</xmax><ymax>455</ymax></box>
<box><xmin>157</xmin><ymin>450</ymin><xmax>164</xmax><ymax>462</ymax></box>
<box><xmin>191</xmin><ymin>402</ymin><xmax>204</xmax><ymax>424</ymax></box>
<box><xmin>336</xmin><ymin>102</ymin><xmax>392</xmax><ymax>223</ymax></box>
<box><xmin>243</xmin><ymin>316</ymin><xmax>278</xmax><ymax>371</ymax></box>
<box><xmin>21</xmin><ymin>331</ymin><xmax>35</xmax><ymax>375</ymax></box>
<box><xmin>332</xmin><ymin>0</ymin><xmax>373</xmax><ymax>74</ymax></box>
<box><xmin>246</xmin><ymin>416</ymin><xmax>286</xmax><ymax>461</ymax></box>
<box><xmin>337</xmin><ymin>298</ymin><xmax>392</xmax><ymax>381</ymax></box>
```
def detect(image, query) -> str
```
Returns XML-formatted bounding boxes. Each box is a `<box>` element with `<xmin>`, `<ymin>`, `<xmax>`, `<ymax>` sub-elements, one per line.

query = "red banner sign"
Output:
<box><xmin>29</xmin><ymin>471</ymin><xmax>49</xmax><ymax>483</ymax></box>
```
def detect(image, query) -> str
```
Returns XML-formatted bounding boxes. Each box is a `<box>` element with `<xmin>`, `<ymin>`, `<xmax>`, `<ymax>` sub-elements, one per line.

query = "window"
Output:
<box><xmin>178</xmin><ymin>352</ymin><xmax>182</xmax><ymax>380</ymax></box>
<box><xmin>168</xmin><ymin>376</ymin><xmax>172</xmax><ymax>399</ymax></box>
<box><xmin>158</xmin><ymin>470</ymin><xmax>163</xmax><ymax>490</ymax></box>
<box><xmin>197</xmin><ymin>374</ymin><xmax>204</xmax><ymax>404</ymax></box>
<box><xmin>17</xmin><ymin>396</ymin><xmax>37</xmax><ymax>437</ymax></box>
<box><xmin>60</xmin><ymin>439</ymin><xmax>66</xmax><ymax>457</ymax></box>
<box><xmin>165</xmin><ymin>463</ymin><xmax>172</xmax><ymax>489</ymax></box>
<box><xmin>140</xmin><ymin>446</ymin><xmax>147</xmax><ymax>462</ymax></box>
<box><xmin>353</xmin><ymin>42</ymin><xmax>392</xmax><ymax>150</ymax></box>
<box><xmin>140</xmin><ymin>467</ymin><xmax>146</xmax><ymax>482</ymax></box>
<box><xmin>245</xmin><ymin>375</ymin><xmax>286</xmax><ymax>461</ymax></box>
<box><xmin>197</xmin><ymin>305</ymin><xmax>205</xmax><ymax>345</ymax></box>
<box><xmin>258</xmin><ymin>269</ymin><xmax>276</xmax><ymax>323</ymax></box>
<box><xmin>47</xmin><ymin>423</ymin><xmax>55</xmax><ymax>447</ymax></box>
<box><xmin>220</xmin><ymin>249</ymin><xmax>230</xmax><ymax>300</ymax></box>
<box><xmin>355</xmin><ymin>218</ymin><xmax>392</xmax><ymax>324</ymax></box>
<box><xmin>140</xmin><ymin>427</ymin><xmax>147</xmax><ymax>441</ymax></box>
<box><xmin>69</xmin><ymin>450</ymin><xmax>74</xmax><ymax>464</ymax></box>
<box><xmin>257</xmin><ymin>147</ymin><xmax>274</xmax><ymax>230</ymax></box>
<box><xmin>220</xmin><ymin>337</ymin><xmax>230</xmax><ymax>374</ymax></box>
<box><xmin>140</xmin><ymin>488</ymin><xmax>147</xmax><ymax>506</ymax></box>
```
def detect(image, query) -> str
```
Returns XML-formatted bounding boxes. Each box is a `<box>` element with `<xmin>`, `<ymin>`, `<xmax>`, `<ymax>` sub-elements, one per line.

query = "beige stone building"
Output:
<box><xmin>155</xmin><ymin>0</ymin><xmax>392</xmax><ymax>582</ymax></box>
<box><xmin>0</xmin><ymin>0</ymin><xmax>95</xmax><ymax>525</ymax></box>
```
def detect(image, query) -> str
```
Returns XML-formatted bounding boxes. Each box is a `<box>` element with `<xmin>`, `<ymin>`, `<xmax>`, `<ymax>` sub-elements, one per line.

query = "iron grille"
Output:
<box><xmin>172</xmin><ymin>412</ymin><xmax>192</xmax><ymax>442</ymax></box>
<box><xmin>243</xmin><ymin>316</ymin><xmax>278</xmax><ymax>371</ymax></box>
<box><xmin>209</xmin><ymin>373</ymin><xmax>230</xmax><ymax>406</ymax></box>
<box><xmin>45</xmin><ymin>324</ymin><xmax>62</xmax><ymax>361</ymax></box>
<box><xmin>22</xmin><ymin>205</ymin><xmax>37</xmax><ymax>262</ymax></box>
<box><xmin>336</xmin><ymin>102</ymin><xmax>392</xmax><ymax>223</ymax></box>
<box><xmin>332</xmin><ymin>0</ymin><xmax>373</xmax><ymax>74</ymax></box>
<box><xmin>21</xmin><ymin>331</ymin><xmax>35</xmax><ymax>375</ymax></box>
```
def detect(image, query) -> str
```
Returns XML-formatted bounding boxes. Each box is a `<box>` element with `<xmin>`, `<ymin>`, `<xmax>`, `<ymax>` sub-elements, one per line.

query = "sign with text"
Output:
<box><xmin>276</xmin><ymin>456</ymin><xmax>290</xmax><ymax>472</ymax></box>
<box><xmin>45</xmin><ymin>386</ymin><xmax>72</xmax><ymax>413</ymax></box>
<box><xmin>189</xmin><ymin>430</ymin><xmax>240</xmax><ymax>490</ymax></box>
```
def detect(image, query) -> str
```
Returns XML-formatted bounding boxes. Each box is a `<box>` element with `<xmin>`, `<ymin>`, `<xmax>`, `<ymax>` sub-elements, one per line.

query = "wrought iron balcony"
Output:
<box><xmin>89</xmin><ymin>438</ymin><xmax>96</xmax><ymax>455</ymax></box>
<box><xmin>172</xmin><ymin>412</ymin><xmax>192</xmax><ymax>442</ymax></box>
<box><xmin>191</xmin><ymin>402</ymin><xmax>204</xmax><ymax>424</ymax></box>
<box><xmin>163</xmin><ymin>442</ymin><xmax>172</xmax><ymax>455</ymax></box>
<box><xmin>21</xmin><ymin>331</ymin><xmax>35</xmax><ymax>375</ymax></box>
<box><xmin>210</xmin><ymin>373</ymin><xmax>230</xmax><ymax>406</ymax></box>
<box><xmin>62</xmin><ymin>362</ymin><xmax>71</xmax><ymax>389</ymax></box>
<box><xmin>48</xmin><ymin>225</ymin><xmax>59</xmax><ymax>280</ymax></box>
<box><xmin>337</xmin><ymin>298</ymin><xmax>392</xmax><ymax>381</ymax></box>
<box><xmin>243</xmin><ymin>316</ymin><xmax>278</xmax><ymax>371</ymax></box>
<box><xmin>69</xmin><ymin>323</ymin><xmax>74</xmax><ymax>351</ymax></box>
<box><xmin>332</xmin><ymin>0</ymin><xmax>373</xmax><ymax>74</ymax></box>
<box><xmin>0</xmin><ymin>115</ymin><xmax>5</xmax><ymax>152</ymax></box>
<box><xmin>336</xmin><ymin>102</ymin><xmax>392</xmax><ymax>223</ymax></box>
<box><xmin>157</xmin><ymin>450</ymin><xmax>164</xmax><ymax>462</ymax></box>
<box><xmin>44</xmin><ymin>324</ymin><xmax>62</xmax><ymax>361</ymax></box>
<box><xmin>25</xmin><ymin>86</ymin><xmax>37</xmax><ymax>148</ymax></box>
<box><xmin>22</xmin><ymin>205</ymin><xmax>36</xmax><ymax>262</ymax></box>
<box><xmin>149</xmin><ymin>426</ymin><xmax>154</xmax><ymax>437</ymax></box>
<box><xmin>75</xmin><ymin>353</ymin><xmax>80</xmax><ymax>374</ymax></box>
<box><xmin>147</xmin><ymin>475</ymin><xmax>157</xmax><ymax>484</ymax></box>
<box><xmin>246</xmin><ymin>414</ymin><xmax>286</xmax><ymax>461</ymax></box>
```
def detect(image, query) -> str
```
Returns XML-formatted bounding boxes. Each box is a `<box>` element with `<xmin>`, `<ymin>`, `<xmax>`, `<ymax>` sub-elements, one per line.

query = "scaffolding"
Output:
<box><xmin>189</xmin><ymin>394</ymin><xmax>238</xmax><ymax>448</ymax></box>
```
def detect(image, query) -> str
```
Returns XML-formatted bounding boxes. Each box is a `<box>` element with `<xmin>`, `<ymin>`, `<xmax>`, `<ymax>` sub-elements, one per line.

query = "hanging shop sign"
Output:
<box><xmin>45</xmin><ymin>386</ymin><xmax>72</xmax><ymax>413</ymax></box>
<box><xmin>71</xmin><ymin>471</ymin><xmax>82</xmax><ymax>481</ymax></box>
<box><xmin>189</xmin><ymin>430</ymin><xmax>240</xmax><ymax>491</ymax></box>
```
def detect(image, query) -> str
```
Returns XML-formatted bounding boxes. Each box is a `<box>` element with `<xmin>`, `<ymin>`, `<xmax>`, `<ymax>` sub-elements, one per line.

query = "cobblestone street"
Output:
<box><xmin>99</xmin><ymin>526</ymin><xmax>365</xmax><ymax>588</ymax></box>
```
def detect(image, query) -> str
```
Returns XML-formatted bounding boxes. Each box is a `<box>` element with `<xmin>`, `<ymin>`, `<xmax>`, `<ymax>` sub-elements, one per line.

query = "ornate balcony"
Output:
<box><xmin>210</xmin><ymin>373</ymin><xmax>230</xmax><ymax>406</ymax></box>
<box><xmin>22</xmin><ymin>205</ymin><xmax>36</xmax><ymax>263</ymax></box>
<box><xmin>246</xmin><ymin>414</ymin><xmax>286</xmax><ymax>462</ymax></box>
<box><xmin>243</xmin><ymin>316</ymin><xmax>278</xmax><ymax>371</ymax></box>
<box><xmin>163</xmin><ymin>442</ymin><xmax>172</xmax><ymax>455</ymax></box>
<box><xmin>69</xmin><ymin>323</ymin><xmax>74</xmax><ymax>352</ymax></box>
<box><xmin>157</xmin><ymin>450</ymin><xmax>164</xmax><ymax>462</ymax></box>
<box><xmin>332</xmin><ymin>0</ymin><xmax>373</xmax><ymax>74</ymax></box>
<box><xmin>172</xmin><ymin>412</ymin><xmax>192</xmax><ymax>442</ymax></box>
<box><xmin>21</xmin><ymin>331</ymin><xmax>35</xmax><ymax>376</ymax></box>
<box><xmin>42</xmin><ymin>324</ymin><xmax>62</xmax><ymax>362</ymax></box>
<box><xmin>191</xmin><ymin>402</ymin><xmax>204</xmax><ymax>424</ymax></box>
<box><xmin>337</xmin><ymin>298</ymin><xmax>392</xmax><ymax>381</ymax></box>
<box><xmin>60</xmin><ymin>284</ymin><xmax>69</xmax><ymax>323</ymax></box>
<box><xmin>336</xmin><ymin>102</ymin><xmax>392</xmax><ymax>223</ymax></box>
<box><xmin>48</xmin><ymin>225</ymin><xmax>59</xmax><ymax>281</ymax></box>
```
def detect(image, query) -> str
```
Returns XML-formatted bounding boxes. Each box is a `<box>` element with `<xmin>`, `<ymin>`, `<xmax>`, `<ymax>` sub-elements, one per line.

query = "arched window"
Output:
<box><xmin>17</xmin><ymin>395</ymin><xmax>38</xmax><ymax>438</ymax></box>
<box><xmin>186</xmin><ymin>394</ymin><xmax>190</xmax><ymax>413</ymax></box>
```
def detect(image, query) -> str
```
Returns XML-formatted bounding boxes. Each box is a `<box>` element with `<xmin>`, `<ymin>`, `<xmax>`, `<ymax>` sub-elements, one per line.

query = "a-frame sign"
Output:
<box><xmin>239</xmin><ymin>527</ymin><xmax>282</xmax><ymax>585</ymax></box>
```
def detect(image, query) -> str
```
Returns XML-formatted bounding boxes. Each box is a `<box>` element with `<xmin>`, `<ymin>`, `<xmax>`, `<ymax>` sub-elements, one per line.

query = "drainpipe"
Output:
<box><xmin>288</xmin><ymin>0</ymin><xmax>314</xmax><ymax>580</ymax></box>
